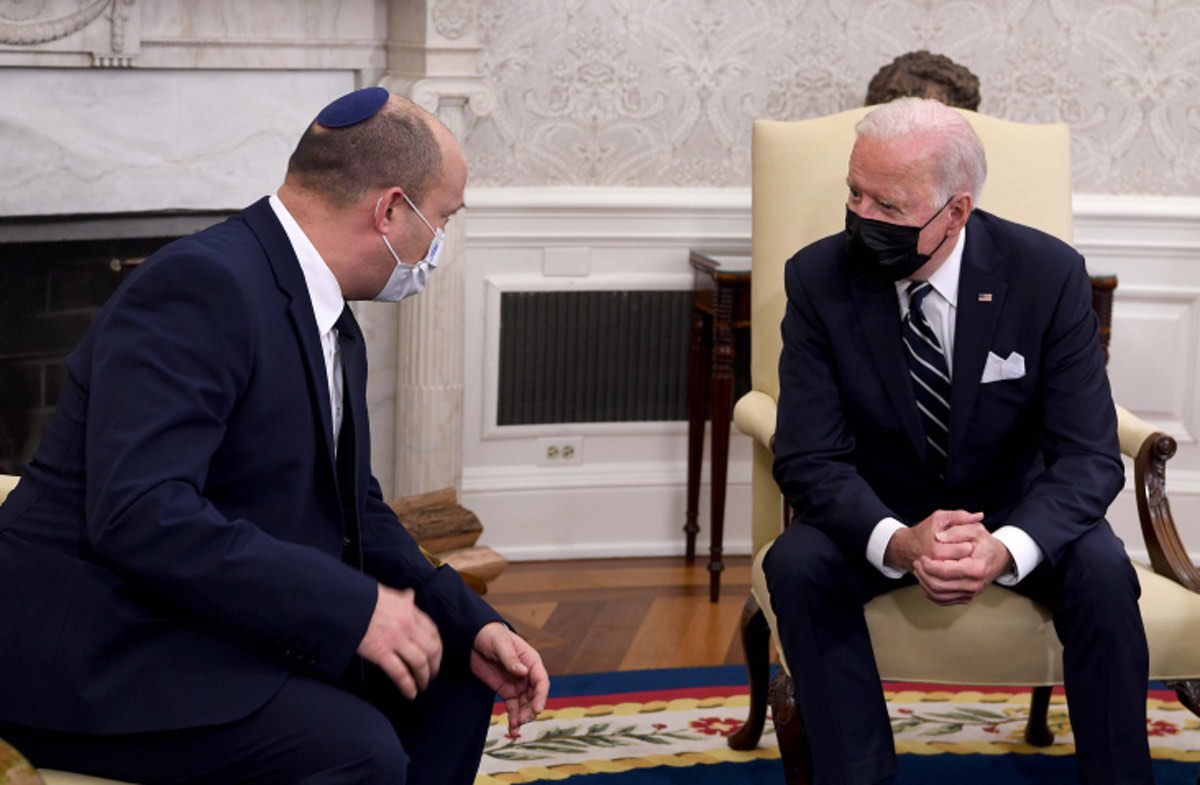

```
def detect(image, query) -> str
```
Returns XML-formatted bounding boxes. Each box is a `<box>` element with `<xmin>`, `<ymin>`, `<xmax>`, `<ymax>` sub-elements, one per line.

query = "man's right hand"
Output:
<box><xmin>356</xmin><ymin>584</ymin><xmax>443</xmax><ymax>700</ymax></box>
<box><xmin>883</xmin><ymin>509</ymin><xmax>984</xmax><ymax>573</ymax></box>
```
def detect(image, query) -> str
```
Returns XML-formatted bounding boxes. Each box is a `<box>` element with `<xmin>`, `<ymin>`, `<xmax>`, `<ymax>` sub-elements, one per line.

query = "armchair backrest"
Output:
<box><xmin>748</xmin><ymin>108</ymin><xmax>1073</xmax><ymax>553</ymax></box>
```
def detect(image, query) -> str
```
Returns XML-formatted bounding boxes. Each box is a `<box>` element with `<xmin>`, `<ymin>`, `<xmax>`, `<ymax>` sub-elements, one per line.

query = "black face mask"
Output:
<box><xmin>844</xmin><ymin>198</ymin><xmax>953</xmax><ymax>281</ymax></box>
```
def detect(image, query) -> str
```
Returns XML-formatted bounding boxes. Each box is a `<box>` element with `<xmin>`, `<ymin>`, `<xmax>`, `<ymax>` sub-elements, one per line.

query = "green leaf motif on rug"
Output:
<box><xmin>890</xmin><ymin>705</ymin><xmax>1071</xmax><ymax>738</ymax></box>
<box><xmin>485</xmin><ymin>720</ymin><xmax>732</xmax><ymax>761</ymax></box>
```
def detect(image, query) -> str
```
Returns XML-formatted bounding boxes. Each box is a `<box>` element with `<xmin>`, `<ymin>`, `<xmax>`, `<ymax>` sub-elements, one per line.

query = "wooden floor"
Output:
<box><xmin>485</xmin><ymin>555</ymin><xmax>762</xmax><ymax>676</ymax></box>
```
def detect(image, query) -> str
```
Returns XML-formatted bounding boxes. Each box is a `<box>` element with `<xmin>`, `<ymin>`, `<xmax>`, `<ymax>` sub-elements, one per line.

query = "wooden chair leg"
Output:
<box><xmin>1166</xmin><ymin>679</ymin><xmax>1200</xmax><ymax>718</ymax></box>
<box><xmin>1166</xmin><ymin>675</ymin><xmax>1200</xmax><ymax>780</ymax></box>
<box><xmin>729</xmin><ymin>595</ymin><xmax>770</xmax><ymax>751</ymax></box>
<box><xmin>769</xmin><ymin>667</ymin><xmax>813</xmax><ymax>785</ymax></box>
<box><xmin>1024</xmin><ymin>685</ymin><xmax>1055</xmax><ymax>747</ymax></box>
<box><xmin>1165</xmin><ymin>678</ymin><xmax>1200</xmax><ymax>784</ymax></box>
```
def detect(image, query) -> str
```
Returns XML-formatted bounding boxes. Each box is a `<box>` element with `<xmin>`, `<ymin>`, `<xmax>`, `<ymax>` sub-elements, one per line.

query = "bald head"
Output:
<box><xmin>285</xmin><ymin>94</ymin><xmax>447</xmax><ymax>209</ymax></box>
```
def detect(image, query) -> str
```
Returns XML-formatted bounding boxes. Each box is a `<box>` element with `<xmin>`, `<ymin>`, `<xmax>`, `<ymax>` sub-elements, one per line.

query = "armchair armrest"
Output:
<box><xmin>733</xmin><ymin>391</ymin><xmax>777</xmax><ymax>451</ymax></box>
<box><xmin>1115</xmin><ymin>404</ymin><xmax>1200</xmax><ymax>592</ymax></box>
<box><xmin>1116</xmin><ymin>403</ymin><xmax>1161</xmax><ymax>458</ymax></box>
<box><xmin>0</xmin><ymin>473</ymin><xmax>17</xmax><ymax>503</ymax></box>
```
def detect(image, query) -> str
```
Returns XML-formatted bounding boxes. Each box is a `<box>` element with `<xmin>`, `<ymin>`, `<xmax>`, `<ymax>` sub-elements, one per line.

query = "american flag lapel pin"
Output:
<box><xmin>978</xmin><ymin>293</ymin><xmax>993</xmax><ymax>302</ymax></box>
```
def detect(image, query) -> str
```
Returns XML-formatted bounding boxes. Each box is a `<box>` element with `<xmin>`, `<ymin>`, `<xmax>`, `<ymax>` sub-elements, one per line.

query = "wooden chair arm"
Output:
<box><xmin>1116</xmin><ymin>404</ymin><xmax>1200</xmax><ymax>592</ymax></box>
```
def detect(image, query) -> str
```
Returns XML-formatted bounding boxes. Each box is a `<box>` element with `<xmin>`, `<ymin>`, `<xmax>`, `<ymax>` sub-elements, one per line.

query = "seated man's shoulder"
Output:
<box><xmin>973</xmin><ymin>209</ymin><xmax>1081</xmax><ymax>266</ymax></box>
<box><xmin>129</xmin><ymin>218</ymin><xmax>269</xmax><ymax>294</ymax></box>
<box><xmin>786</xmin><ymin>233</ymin><xmax>847</xmax><ymax>281</ymax></box>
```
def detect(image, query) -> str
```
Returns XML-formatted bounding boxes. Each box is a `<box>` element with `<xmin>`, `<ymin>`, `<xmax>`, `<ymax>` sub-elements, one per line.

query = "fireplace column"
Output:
<box><xmin>356</xmin><ymin>0</ymin><xmax>492</xmax><ymax>498</ymax></box>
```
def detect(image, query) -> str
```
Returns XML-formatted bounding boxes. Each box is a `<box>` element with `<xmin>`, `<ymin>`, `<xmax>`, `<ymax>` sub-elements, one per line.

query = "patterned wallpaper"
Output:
<box><xmin>462</xmin><ymin>0</ymin><xmax>1200</xmax><ymax>195</ymax></box>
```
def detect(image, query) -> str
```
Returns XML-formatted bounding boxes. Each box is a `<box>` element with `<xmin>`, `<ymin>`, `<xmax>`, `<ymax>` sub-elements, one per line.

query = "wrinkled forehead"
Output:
<box><xmin>849</xmin><ymin>134</ymin><xmax>938</xmax><ymax>202</ymax></box>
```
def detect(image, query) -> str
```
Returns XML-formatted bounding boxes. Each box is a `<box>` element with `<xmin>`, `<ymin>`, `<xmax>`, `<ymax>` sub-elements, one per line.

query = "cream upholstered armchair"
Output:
<box><xmin>724</xmin><ymin>109</ymin><xmax>1200</xmax><ymax>783</ymax></box>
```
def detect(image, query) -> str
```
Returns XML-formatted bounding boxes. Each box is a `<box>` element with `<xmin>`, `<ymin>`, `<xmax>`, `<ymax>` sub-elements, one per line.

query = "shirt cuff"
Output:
<box><xmin>991</xmin><ymin>525</ymin><xmax>1044</xmax><ymax>586</ymax></box>
<box><xmin>866</xmin><ymin>517</ymin><xmax>907</xmax><ymax>579</ymax></box>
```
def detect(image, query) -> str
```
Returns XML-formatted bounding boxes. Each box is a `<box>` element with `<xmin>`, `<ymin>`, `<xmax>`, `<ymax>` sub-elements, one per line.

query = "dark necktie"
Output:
<box><xmin>903</xmin><ymin>281</ymin><xmax>951</xmax><ymax>477</ymax></box>
<box><xmin>335</xmin><ymin>305</ymin><xmax>363</xmax><ymax>571</ymax></box>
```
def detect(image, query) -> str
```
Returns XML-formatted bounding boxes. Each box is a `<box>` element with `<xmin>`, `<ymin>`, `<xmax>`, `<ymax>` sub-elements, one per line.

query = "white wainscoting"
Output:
<box><xmin>460</xmin><ymin>188</ymin><xmax>1200</xmax><ymax>564</ymax></box>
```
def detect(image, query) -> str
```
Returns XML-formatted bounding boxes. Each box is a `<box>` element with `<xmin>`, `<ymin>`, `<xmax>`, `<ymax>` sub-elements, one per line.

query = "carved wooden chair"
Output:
<box><xmin>725</xmin><ymin>108</ymin><xmax>1200</xmax><ymax>783</ymax></box>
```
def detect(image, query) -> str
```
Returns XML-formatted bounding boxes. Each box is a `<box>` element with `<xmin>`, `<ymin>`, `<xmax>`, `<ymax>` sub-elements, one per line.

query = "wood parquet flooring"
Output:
<box><xmin>485</xmin><ymin>555</ymin><xmax>758</xmax><ymax>676</ymax></box>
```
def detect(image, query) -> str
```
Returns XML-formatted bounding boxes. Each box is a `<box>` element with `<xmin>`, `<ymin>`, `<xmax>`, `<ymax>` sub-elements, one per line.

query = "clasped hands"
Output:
<box><xmin>883</xmin><ymin>510</ymin><xmax>1014</xmax><ymax>605</ymax></box>
<box><xmin>357</xmin><ymin>585</ymin><xmax>550</xmax><ymax>735</ymax></box>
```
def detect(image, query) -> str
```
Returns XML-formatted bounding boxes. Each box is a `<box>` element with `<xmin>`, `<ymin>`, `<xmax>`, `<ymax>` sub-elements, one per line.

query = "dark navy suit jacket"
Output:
<box><xmin>772</xmin><ymin>210</ymin><xmax>1125</xmax><ymax>565</ymax></box>
<box><xmin>0</xmin><ymin>198</ymin><xmax>501</xmax><ymax>734</ymax></box>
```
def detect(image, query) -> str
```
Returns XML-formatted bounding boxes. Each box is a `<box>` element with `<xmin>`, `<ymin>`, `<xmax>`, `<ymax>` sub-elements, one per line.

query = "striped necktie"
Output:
<box><xmin>903</xmin><ymin>281</ymin><xmax>951</xmax><ymax>476</ymax></box>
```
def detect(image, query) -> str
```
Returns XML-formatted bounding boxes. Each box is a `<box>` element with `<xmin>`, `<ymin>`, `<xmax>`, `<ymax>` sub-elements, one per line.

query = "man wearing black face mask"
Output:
<box><xmin>764</xmin><ymin>98</ymin><xmax>1151</xmax><ymax>785</ymax></box>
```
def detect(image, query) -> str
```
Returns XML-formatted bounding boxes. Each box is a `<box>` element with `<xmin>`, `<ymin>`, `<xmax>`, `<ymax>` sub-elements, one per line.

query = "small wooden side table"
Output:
<box><xmin>685</xmin><ymin>250</ymin><xmax>752</xmax><ymax>603</ymax></box>
<box><xmin>1089</xmin><ymin>274</ymin><xmax>1117</xmax><ymax>364</ymax></box>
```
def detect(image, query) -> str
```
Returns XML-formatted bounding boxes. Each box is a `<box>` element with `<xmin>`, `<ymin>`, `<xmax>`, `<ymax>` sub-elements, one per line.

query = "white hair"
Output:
<box><xmin>855</xmin><ymin>97</ymin><xmax>987</xmax><ymax>208</ymax></box>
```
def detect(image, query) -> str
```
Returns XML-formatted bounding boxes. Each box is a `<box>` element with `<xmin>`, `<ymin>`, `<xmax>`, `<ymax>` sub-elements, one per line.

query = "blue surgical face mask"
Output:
<box><xmin>374</xmin><ymin>192</ymin><xmax>445</xmax><ymax>302</ymax></box>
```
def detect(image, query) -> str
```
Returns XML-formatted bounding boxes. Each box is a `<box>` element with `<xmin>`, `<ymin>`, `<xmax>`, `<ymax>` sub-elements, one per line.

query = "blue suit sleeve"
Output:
<box><xmin>360</xmin><ymin>480</ymin><xmax>506</xmax><ymax>667</ymax></box>
<box><xmin>773</xmin><ymin>252</ymin><xmax>895</xmax><ymax>555</ymax></box>
<box><xmin>1004</xmin><ymin>256</ymin><xmax>1125</xmax><ymax>564</ymax></box>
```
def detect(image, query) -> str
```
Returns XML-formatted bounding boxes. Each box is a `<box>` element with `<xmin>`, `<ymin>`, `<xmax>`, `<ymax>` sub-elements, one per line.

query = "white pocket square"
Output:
<box><xmin>981</xmin><ymin>351</ymin><xmax>1025</xmax><ymax>384</ymax></box>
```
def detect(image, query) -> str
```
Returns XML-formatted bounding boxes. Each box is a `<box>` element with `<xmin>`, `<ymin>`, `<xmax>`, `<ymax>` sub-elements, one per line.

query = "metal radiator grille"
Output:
<box><xmin>497</xmin><ymin>290</ymin><xmax>694</xmax><ymax>425</ymax></box>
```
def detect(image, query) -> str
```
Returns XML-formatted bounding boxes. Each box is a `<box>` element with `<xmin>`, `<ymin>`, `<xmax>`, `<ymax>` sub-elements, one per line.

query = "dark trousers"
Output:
<box><xmin>763</xmin><ymin>520</ymin><xmax>1152</xmax><ymax>785</ymax></box>
<box><xmin>0</xmin><ymin>660</ymin><xmax>494</xmax><ymax>785</ymax></box>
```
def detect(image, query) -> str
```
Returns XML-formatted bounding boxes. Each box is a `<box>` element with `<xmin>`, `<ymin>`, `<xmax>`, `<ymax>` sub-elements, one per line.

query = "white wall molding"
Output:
<box><xmin>465</xmin><ymin>186</ymin><xmax>753</xmax><ymax>248</ymax></box>
<box><xmin>461</xmin><ymin>187</ymin><xmax>1200</xmax><ymax>563</ymax></box>
<box><xmin>466</xmin><ymin>459</ymin><xmax>753</xmax><ymax>494</ymax></box>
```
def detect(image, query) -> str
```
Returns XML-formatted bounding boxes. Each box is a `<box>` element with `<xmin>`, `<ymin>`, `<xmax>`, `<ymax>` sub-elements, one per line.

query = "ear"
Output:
<box><xmin>373</xmin><ymin>187</ymin><xmax>407</xmax><ymax>233</ymax></box>
<box><xmin>946</xmin><ymin>191</ymin><xmax>974</xmax><ymax>232</ymax></box>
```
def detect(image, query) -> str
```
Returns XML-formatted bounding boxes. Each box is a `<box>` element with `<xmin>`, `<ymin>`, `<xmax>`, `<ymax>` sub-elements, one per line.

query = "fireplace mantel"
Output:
<box><xmin>0</xmin><ymin>0</ymin><xmax>491</xmax><ymax>500</ymax></box>
<box><xmin>0</xmin><ymin>210</ymin><xmax>229</xmax><ymax>244</ymax></box>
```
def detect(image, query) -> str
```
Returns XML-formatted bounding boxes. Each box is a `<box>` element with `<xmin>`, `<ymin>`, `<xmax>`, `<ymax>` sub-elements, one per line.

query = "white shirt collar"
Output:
<box><xmin>268</xmin><ymin>193</ymin><xmax>344</xmax><ymax>335</ymax></box>
<box><xmin>895</xmin><ymin>224</ymin><xmax>967</xmax><ymax>309</ymax></box>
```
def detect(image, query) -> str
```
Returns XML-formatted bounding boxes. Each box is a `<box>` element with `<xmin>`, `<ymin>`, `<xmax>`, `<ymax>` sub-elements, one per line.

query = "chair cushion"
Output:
<box><xmin>0</xmin><ymin>741</ymin><xmax>132</xmax><ymax>785</ymax></box>
<box><xmin>40</xmin><ymin>773</ymin><xmax>132</xmax><ymax>785</ymax></box>
<box><xmin>0</xmin><ymin>475</ymin><xmax>18</xmax><ymax>504</ymax></box>
<box><xmin>752</xmin><ymin>542</ymin><xmax>1200</xmax><ymax>685</ymax></box>
<box><xmin>1</xmin><ymin>737</ymin><xmax>42</xmax><ymax>784</ymax></box>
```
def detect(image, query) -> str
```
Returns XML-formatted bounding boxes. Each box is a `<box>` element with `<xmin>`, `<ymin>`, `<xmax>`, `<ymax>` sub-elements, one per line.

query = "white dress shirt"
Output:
<box><xmin>864</xmin><ymin>224</ymin><xmax>1043</xmax><ymax>586</ymax></box>
<box><xmin>268</xmin><ymin>194</ymin><xmax>348</xmax><ymax>451</ymax></box>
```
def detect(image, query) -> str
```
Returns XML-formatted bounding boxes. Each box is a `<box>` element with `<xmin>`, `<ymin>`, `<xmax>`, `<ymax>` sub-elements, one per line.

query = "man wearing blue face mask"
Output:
<box><xmin>0</xmin><ymin>87</ymin><xmax>548</xmax><ymax>784</ymax></box>
<box><xmin>374</xmin><ymin>190</ymin><xmax>444</xmax><ymax>301</ymax></box>
<box><xmin>764</xmin><ymin>98</ymin><xmax>1150</xmax><ymax>784</ymax></box>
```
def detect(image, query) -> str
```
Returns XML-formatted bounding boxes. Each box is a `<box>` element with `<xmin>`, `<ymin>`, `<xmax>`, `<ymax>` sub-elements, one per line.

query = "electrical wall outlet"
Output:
<box><xmin>537</xmin><ymin>436</ymin><xmax>583</xmax><ymax>466</ymax></box>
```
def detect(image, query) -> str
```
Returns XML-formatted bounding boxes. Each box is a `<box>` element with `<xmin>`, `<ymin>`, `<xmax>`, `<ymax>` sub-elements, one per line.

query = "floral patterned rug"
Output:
<box><xmin>475</xmin><ymin>666</ymin><xmax>1200</xmax><ymax>784</ymax></box>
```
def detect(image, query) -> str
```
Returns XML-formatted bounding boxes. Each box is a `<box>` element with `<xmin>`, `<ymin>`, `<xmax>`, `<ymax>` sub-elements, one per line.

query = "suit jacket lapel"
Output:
<box><xmin>852</xmin><ymin>274</ymin><xmax>926</xmax><ymax>459</ymax></box>
<box><xmin>242</xmin><ymin>198</ymin><xmax>339</xmax><ymax>478</ymax></box>
<box><xmin>949</xmin><ymin>219</ymin><xmax>1007</xmax><ymax>463</ymax></box>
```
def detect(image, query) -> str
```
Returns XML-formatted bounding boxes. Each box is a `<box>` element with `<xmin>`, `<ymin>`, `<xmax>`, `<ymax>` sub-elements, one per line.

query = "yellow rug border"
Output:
<box><xmin>490</xmin><ymin>695</ymin><xmax>750</xmax><ymax>726</ymax></box>
<box><xmin>480</xmin><ymin>686</ymin><xmax>1200</xmax><ymax>783</ymax></box>
<box><xmin>476</xmin><ymin>747</ymin><xmax>782</xmax><ymax>784</ymax></box>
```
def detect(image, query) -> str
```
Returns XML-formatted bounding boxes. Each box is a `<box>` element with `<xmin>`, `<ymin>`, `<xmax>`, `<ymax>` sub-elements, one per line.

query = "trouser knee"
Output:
<box><xmin>763</xmin><ymin>522</ymin><xmax>852</xmax><ymax>599</ymax></box>
<box><xmin>300</xmin><ymin>706</ymin><xmax>410</xmax><ymax>785</ymax></box>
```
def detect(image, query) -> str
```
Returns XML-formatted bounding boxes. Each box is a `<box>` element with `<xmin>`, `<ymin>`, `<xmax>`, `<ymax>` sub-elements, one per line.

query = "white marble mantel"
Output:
<box><xmin>0</xmin><ymin>0</ymin><xmax>392</xmax><ymax>218</ymax></box>
<box><xmin>0</xmin><ymin>0</ymin><xmax>489</xmax><ymax>503</ymax></box>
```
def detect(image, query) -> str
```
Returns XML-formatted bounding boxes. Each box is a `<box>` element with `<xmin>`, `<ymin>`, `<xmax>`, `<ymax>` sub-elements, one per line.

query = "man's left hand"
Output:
<box><xmin>912</xmin><ymin>528</ymin><xmax>1013</xmax><ymax>606</ymax></box>
<box><xmin>471</xmin><ymin>622</ymin><xmax>550</xmax><ymax>736</ymax></box>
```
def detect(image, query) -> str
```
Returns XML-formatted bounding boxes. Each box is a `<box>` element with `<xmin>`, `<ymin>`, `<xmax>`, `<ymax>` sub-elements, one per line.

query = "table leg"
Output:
<box><xmin>709</xmin><ymin>302</ymin><xmax>735</xmax><ymax>603</ymax></box>
<box><xmin>684</xmin><ymin>308</ymin><xmax>710</xmax><ymax>563</ymax></box>
<box><xmin>1089</xmin><ymin>274</ymin><xmax>1117</xmax><ymax>365</ymax></box>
